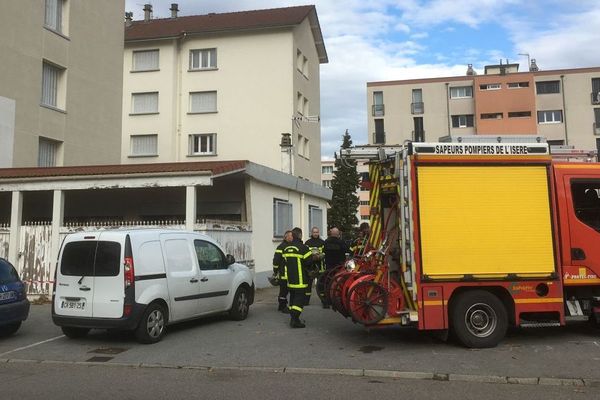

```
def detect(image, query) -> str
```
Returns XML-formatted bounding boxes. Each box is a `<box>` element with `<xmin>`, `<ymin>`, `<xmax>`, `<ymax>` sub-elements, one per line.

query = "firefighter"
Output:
<box><xmin>283</xmin><ymin>227</ymin><xmax>314</xmax><ymax>328</ymax></box>
<box><xmin>350</xmin><ymin>222</ymin><xmax>370</xmax><ymax>256</ymax></box>
<box><xmin>272</xmin><ymin>230</ymin><xmax>293</xmax><ymax>313</ymax></box>
<box><xmin>321</xmin><ymin>227</ymin><xmax>351</xmax><ymax>308</ymax></box>
<box><xmin>304</xmin><ymin>226</ymin><xmax>326</xmax><ymax>304</ymax></box>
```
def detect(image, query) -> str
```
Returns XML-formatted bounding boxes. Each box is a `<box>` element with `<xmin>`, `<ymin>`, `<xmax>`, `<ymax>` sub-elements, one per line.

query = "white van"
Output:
<box><xmin>52</xmin><ymin>229</ymin><xmax>254</xmax><ymax>343</ymax></box>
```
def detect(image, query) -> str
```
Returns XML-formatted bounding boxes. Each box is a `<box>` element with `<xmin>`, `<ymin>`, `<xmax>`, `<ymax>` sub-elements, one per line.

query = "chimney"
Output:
<box><xmin>280</xmin><ymin>133</ymin><xmax>293</xmax><ymax>175</ymax></box>
<box><xmin>466</xmin><ymin>64</ymin><xmax>475</xmax><ymax>76</ymax></box>
<box><xmin>125</xmin><ymin>12</ymin><xmax>133</xmax><ymax>27</ymax></box>
<box><xmin>529</xmin><ymin>58</ymin><xmax>539</xmax><ymax>72</ymax></box>
<box><xmin>143</xmin><ymin>4</ymin><xmax>152</xmax><ymax>22</ymax></box>
<box><xmin>170</xmin><ymin>3</ymin><xmax>179</xmax><ymax>18</ymax></box>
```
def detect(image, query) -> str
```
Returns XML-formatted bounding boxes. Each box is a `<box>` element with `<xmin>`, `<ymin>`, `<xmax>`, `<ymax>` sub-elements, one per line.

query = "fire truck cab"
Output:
<box><xmin>331</xmin><ymin>141</ymin><xmax>600</xmax><ymax>348</ymax></box>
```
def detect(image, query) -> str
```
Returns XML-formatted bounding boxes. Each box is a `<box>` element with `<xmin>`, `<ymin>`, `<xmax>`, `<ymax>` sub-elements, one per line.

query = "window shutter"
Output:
<box><xmin>190</xmin><ymin>92</ymin><xmax>217</xmax><ymax>113</ymax></box>
<box><xmin>38</xmin><ymin>138</ymin><xmax>57</xmax><ymax>167</ymax></box>
<box><xmin>451</xmin><ymin>116</ymin><xmax>459</xmax><ymax>128</ymax></box>
<box><xmin>309</xmin><ymin>207</ymin><xmax>323</xmax><ymax>234</ymax></box>
<box><xmin>133</xmin><ymin>50</ymin><xmax>159</xmax><ymax>71</ymax></box>
<box><xmin>132</xmin><ymin>93</ymin><xmax>158</xmax><ymax>114</ymax></box>
<box><xmin>131</xmin><ymin>135</ymin><xmax>157</xmax><ymax>156</ymax></box>
<box><xmin>274</xmin><ymin>201</ymin><xmax>292</xmax><ymax>237</ymax></box>
<box><xmin>45</xmin><ymin>0</ymin><xmax>61</xmax><ymax>31</ymax></box>
<box><xmin>42</xmin><ymin>63</ymin><xmax>59</xmax><ymax>107</ymax></box>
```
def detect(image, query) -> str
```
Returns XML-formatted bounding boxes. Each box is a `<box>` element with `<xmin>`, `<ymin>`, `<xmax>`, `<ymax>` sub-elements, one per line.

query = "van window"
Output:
<box><xmin>164</xmin><ymin>239</ymin><xmax>194</xmax><ymax>273</ymax></box>
<box><xmin>571</xmin><ymin>180</ymin><xmax>600</xmax><ymax>231</ymax></box>
<box><xmin>194</xmin><ymin>240</ymin><xmax>225</xmax><ymax>270</ymax></box>
<box><xmin>61</xmin><ymin>241</ymin><xmax>121</xmax><ymax>277</ymax></box>
<box><xmin>0</xmin><ymin>259</ymin><xmax>19</xmax><ymax>284</ymax></box>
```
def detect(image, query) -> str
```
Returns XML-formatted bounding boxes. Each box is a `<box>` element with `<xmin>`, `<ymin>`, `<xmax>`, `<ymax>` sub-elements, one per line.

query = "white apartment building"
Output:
<box><xmin>0</xmin><ymin>0</ymin><xmax>124</xmax><ymax>168</ymax></box>
<box><xmin>321</xmin><ymin>159</ymin><xmax>370</xmax><ymax>225</ymax></box>
<box><xmin>121</xmin><ymin>4</ymin><xmax>328</xmax><ymax>183</ymax></box>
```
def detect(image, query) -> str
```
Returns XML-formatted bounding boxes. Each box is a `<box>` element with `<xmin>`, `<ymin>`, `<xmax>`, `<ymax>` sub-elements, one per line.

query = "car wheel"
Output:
<box><xmin>135</xmin><ymin>303</ymin><xmax>167</xmax><ymax>344</ymax></box>
<box><xmin>61</xmin><ymin>326</ymin><xmax>90</xmax><ymax>339</ymax></box>
<box><xmin>229</xmin><ymin>286</ymin><xmax>250</xmax><ymax>321</ymax></box>
<box><xmin>451</xmin><ymin>290</ymin><xmax>508</xmax><ymax>348</ymax></box>
<box><xmin>0</xmin><ymin>322</ymin><xmax>22</xmax><ymax>337</ymax></box>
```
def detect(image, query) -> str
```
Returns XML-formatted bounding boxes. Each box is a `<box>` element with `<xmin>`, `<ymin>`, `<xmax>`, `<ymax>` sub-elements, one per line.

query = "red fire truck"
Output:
<box><xmin>324</xmin><ymin>141</ymin><xmax>600</xmax><ymax>348</ymax></box>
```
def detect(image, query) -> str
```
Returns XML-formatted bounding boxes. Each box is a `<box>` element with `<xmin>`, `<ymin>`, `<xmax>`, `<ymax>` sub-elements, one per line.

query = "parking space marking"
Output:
<box><xmin>0</xmin><ymin>335</ymin><xmax>65</xmax><ymax>358</ymax></box>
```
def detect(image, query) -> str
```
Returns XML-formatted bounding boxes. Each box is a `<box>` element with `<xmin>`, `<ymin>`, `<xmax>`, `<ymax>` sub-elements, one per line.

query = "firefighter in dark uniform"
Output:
<box><xmin>284</xmin><ymin>227</ymin><xmax>314</xmax><ymax>328</ymax></box>
<box><xmin>272</xmin><ymin>230</ymin><xmax>293</xmax><ymax>313</ymax></box>
<box><xmin>350</xmin><ymin>222</ymin><xmax>370</xmax><ymax>256</ymax></box>
<box><xmin>304</xmin><ymin>226</ymin><xmax>325</xmax><ymax>305</ymax></box>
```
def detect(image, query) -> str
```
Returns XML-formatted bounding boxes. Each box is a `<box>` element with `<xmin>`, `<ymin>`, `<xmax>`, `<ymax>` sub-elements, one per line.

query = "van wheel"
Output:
<box><xmin>229</xmin><ymin>286</ymin><xmax>250</xmax><ymax>321</ymax></box>
<box><xmin>135</xmin><ymin>303</ymin><xmax>167</xmax><ymax>344</ymax></box>
<box><xmin>0</xmin><ymin>322</ymin><xmax>22</xmax><ymax>337</ymax></box>
<box><xmin>61</xmin><ymin>326</ymin><xmax>90</xmax><ymax>339</ymax></box>
<box><xmin>451</xmin><ymin>290</ymin><xmax>508</xmax><ymax>348</ymax></box>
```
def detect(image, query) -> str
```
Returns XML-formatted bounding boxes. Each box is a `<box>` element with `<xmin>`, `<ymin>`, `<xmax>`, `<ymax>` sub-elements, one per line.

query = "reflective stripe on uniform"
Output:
<box><xmin>288</xmin><ymin>283</ymin><xmax>308</xmax><ymax>289</ymax></box>
<box><xmin>290</xmin><ymin>305</ymin><xmax>303</xmax><ymax>312</ymax></box>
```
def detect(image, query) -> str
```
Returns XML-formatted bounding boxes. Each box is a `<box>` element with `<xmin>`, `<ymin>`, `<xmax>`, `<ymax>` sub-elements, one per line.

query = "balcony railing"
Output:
<box><xmin>372</xmin><ymin>131</ymin><xmax>386</xmax><ymax>144</ymax></box>
<box><xmin>372</xmin><ymin>104</ymin><xmax>385</xmax><ymax>116</ymax></box>
<box><xmin>412</xmin><ymin>130</ymin><xmax>425</xmax><ymax>142</ymax></box>
<box><xmin>592</xmin><ymin>92</ymin><xmax>600</xmax><ymax>105</ymax></box>
<box><xmin>411</xmin><ymin>102</ymin><xmax>424</xmax><ymax>114</ymax></box>
<box><xmin>594</xmin><ymin>122</ymin><xmax>600</xmax><ymax>136</ymax></box>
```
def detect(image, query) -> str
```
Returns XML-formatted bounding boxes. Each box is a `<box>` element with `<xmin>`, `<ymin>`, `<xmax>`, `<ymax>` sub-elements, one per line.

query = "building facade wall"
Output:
<box><xmin>0</xmin><ymin>0</ymin><xmax>124</xmax><ymax>168</ymax></box>
<box><xmin>123</xmin><ymin>21</ymin><xmax>323</xmax><ymax>183</ymax></box>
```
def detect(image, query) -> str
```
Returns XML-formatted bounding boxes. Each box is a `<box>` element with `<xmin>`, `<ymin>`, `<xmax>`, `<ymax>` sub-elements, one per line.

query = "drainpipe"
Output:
<box><xmin>445</xmin><ymin>83</ymin><xmax>451</xmax><ymax>136</ymax></box>
<box><xmin>175</xmin><ymin>33</ymin><xmax>185</xmax><ymax>160</ymax></box>
<box><xmin>560</xmin><ymin>75</ymin><xmax>569</xmax><ymax>146</ymax></box>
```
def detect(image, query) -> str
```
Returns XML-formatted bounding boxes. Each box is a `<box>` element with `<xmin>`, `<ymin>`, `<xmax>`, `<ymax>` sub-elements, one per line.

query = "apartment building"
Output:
<box><xmin>0</xmin><ymin>0</ymin><xmax>125</xmax><ymax>168</ymax></box>
<box><xmin>367</xmin><ymin>62</ymin><xmax>600</xmax><ymax>150</ymax></box>
<box><xmin>122</xmin><ymin>4</ymin><xmax>328</xmax><ymax>183</ymax></box>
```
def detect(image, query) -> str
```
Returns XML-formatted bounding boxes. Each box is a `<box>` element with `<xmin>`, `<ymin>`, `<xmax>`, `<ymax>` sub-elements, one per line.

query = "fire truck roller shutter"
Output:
<box><xmin>417</xmin><ymin>166</ymin><xmax>555</xmax><ymax>278</ymax></box>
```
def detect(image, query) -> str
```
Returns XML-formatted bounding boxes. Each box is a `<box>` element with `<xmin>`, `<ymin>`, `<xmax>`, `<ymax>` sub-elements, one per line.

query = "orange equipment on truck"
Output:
<box><xmin>328</xmin><ymin>141</ymin><xmax>600</xmax><ymax>348</ymax></box>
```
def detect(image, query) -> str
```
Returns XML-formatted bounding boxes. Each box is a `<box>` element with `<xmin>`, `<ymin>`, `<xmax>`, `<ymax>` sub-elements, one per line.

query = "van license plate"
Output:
<box><xmin>61</xmin><ymin>300</ymin><xmax>85</xmax><ymax>310</ymax></box>
<box><xmin>0</xmin><ymin>291</ymin><xmax>16</xmax><ymax>301</ymax></box>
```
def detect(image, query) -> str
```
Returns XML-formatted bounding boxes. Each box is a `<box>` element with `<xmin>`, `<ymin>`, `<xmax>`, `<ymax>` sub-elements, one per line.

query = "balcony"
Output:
<box><xmin>372</xmin><ymin>131</ymin><xmax>386</xmax><ymax>144</ymax></box>
<box><xmin>592</xmin><ymin>92</ymin><xmax>600</xmax><ymax>105</ymax></box>
<box><xmin>372</xmin><ymin>104</ymin><xmax>385</xmax><ymax>116</ymax></box>
<box><xmin>411</xmin><ymin>102</ymin><xmax>424</xmax><ymax>114</ymax></box>
<box><xmin>594</xmin><ymin>122</ymin><xmax>600</xmax><ymax>136</ymax></box>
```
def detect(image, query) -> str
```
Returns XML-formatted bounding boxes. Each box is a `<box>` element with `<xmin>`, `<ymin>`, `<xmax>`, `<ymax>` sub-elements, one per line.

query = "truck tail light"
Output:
<box><xmin>124</xmin><ymin>256</ymin><xmax>135</xmax><ymax>289</ymax></box>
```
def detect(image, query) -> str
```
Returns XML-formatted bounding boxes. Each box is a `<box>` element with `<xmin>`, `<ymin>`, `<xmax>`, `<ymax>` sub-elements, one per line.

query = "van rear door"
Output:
<box><xmin>91</xmin><ymin>231</ymin><xmax>124</xmax><ymax>318</ymax></box>
<box><xmin>54</xmin><ymin>235</ymin><xmax>97</xmax><ymax>318</ymax></box>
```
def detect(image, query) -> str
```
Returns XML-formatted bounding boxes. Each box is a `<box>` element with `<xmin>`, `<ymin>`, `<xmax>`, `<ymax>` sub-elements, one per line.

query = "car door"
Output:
<box><xmin>562</xmin><ymin>176</ymin><xmax>600</xmax><ymax>283</ymax></box>
<box><xmin>161</xmin><ymin>233</ymin><xmax>202</xmax><ymax>321</ymax></box>
<box><xmin>54</xmin><ymin>236</ymin><xmax>96</xmax><ymax>318</ymax></box>
<box><xmin>91</xmin><ymin>232</ymin><xmax>124</xmax><ymax>319</ymax></box>
<box><xmin>193</xmin><ymin>239</ymin><xmax>234</xmax><ymax>313</ymax></box>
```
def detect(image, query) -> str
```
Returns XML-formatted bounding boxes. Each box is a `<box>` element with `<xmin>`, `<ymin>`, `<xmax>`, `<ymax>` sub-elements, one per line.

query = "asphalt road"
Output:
<box><xmin>1</xmin><ymin>287</ymin><xmax>600</xmax><ymax>386</ymax></box>
<box><xmin>1</xmin><ymin>362</ymin><xmax>599</xmax><ymax>400</ymax></box>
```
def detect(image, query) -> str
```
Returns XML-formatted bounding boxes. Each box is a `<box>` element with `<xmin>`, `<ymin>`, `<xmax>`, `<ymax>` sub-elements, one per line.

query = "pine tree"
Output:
<box><xmin>327</xmin><ymin>130</ymin><xmax>360</xmax><ymax>237</ymax></box>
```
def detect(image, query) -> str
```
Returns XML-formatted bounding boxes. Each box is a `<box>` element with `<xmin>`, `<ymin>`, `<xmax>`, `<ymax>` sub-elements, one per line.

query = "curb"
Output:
<box><xmin>1</xmin><ymin>357</ymin><xmax>598</xmax><ymax>388</ymax></box>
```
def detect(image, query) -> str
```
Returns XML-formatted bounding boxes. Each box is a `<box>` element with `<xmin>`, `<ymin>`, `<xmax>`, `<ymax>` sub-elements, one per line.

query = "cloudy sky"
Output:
<box><xmin>125</xmin><ymin>0</ymin><xmax>600</xmax><ymax>159</ymax></box>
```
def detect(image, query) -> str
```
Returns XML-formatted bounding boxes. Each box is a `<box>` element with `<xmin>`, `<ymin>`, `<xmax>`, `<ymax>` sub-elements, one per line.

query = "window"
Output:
<box><xmin>374</xmin><ymin>119</ymin><xmax>385</xmax><ymax>144</ymax></box>
<box><xmin>189</xmin><ymin>134</ymin><xmax>216</xmax><ymax>155</ymax></box>
<box><xmin>44</xmin><ymin>0</ymin><xmax>63</xmax><ymax>33</ymax></box>
<box><xmin>130</xmin><ymin>134</ymin><xmax>158</xmax><ymax>156</ymax></box>
<box><xmin>273</xmin><ymin>199</ymin><xmax>292</xmax><ymax>237</ymax></box>
<box><xmin>361</xmin><ymin>215</ymin><xmax>370</xmax><ymax>221</ymax></box>
<box><xmin>308</xmin><ymin>206</ymin><xmax>323</xmax><ymax>234</ymax></box>
<box><xmin>189</xmin><ymin>91</ymin><xmax>217</xmax><ymax>113</ymax></box>
<box><xmin>189</xmin><ymin>48</ymin><xmax>217</xmax><ymax>70</ymax></box>
<box><xmin>595</xmin><ymin>108</ymin><xmax>600</xmax><ymax>135</ymax></box>
<box><xmin>41</xmin><ymin>62</ymin><xmax>64</xmax><ymax>109</ymax></box>
<box><xmin>536</xmin><ymin>80</ymin><xmax>560</xmax><ymax>94</ymax></box>
<box><xmin>194</xmin><ymin>240</ymin><xmax>225</xmax><ymax>271</ymax></box>
<box><xmin>302</xmin><ymin>56</ymin><xmax>308</xmax><ymax>77</ymax></box>
<box><xmin>449</xmin><ymin>86</ymin><xmax>473</xmax><ymax>98</ymax></box>
<box><xmin>132</xmin><ymin>50</ymin><xmax>159</xmax><ymax>71</ymax></box>
<box><xmin>481</xmin><ymin>112</ymin><xmax>503</xmax><ymax>119</ymax></box>
<box><xmin>60</xmin><ymin>241</ymin><xmax>121</xmax><ymax>277</ymax></box>
<box><xmin>479</xmin><ymin>83</ymin><xmax>501</xmax><ymax>90</ymax></box>
<box><xmin>297</xmin><ymin>92</ymin><xmax>303</xmax><ymax>115</ymax></box>
<box><xmin>592</xmin><ymin>78</ymin><xmax>600</xmax><ymax>104</ymax></box>
<box><xmin>571</xmin><ymin>180</ymin><xmax>600</xmax><ymax>231</ymax></box>
<box><xmin>413</xmin><ymin>116</ymin><xmax>425</xmax><ymax>142</ymax></box>
<box><xmin>322</xmin><ymin>166</ymin><xmax>333</xmax><ymax>174</ymax></box>
<box><xmin>537</xmin><ymin>110</ymin><xmax>563</xmax><ymax>124</ymax></box>
<box><xmin>322</xmin><ymin>180</ymin><xmax>332</xmax><ymax>188</ymax></box>
<box><xmin>547</xmin><ymin>140</ymin><xmax>565</xmax><ymax>146</ymax></box>
<box><xmin>303</xmin><ymin>97</ymin><xmax>309</xmax><ymax>116</ymax></box>
<box><xmin>451</xmin><ymin>114</ymin><xmax>474</xmax><ymax>128</ymax></box>
<box><xmin>411</xmin><ymin>89</ymin><xmax>423</xmax><ymax>114</ymax></box>
<box><xmin>296</xmin><ymin>49</ymin><xmax>309</xmax><ymax>77</ymax></box>
<box><xmin>303</xmin><ymin>137</ymin><xmax>310</xmax><ymax>159</ymax></box>
<box><xmin>164</xmin><ymin>239</ymin><xmax>194</xmax><ymax>273</ymax></box>
<box><xmin>38</xmin><ymin>137</ymin><xmax>60</xmax><ymax>167</ymax></box>
<box><xmin>359</xmin><ymin>201</ymin><xmax>370</xmax><ymax>206</ymax></box>
<box><xmin>508</xmin><ymin>111</ymin><xmax>531</xmax><ymax>118</ymax></box>
<box><xmin>131</xmin><ymin>92</ymin><xmax>158</xmax><ymax>114</ymax></box>
<box><xmin>0</xmin><ymin>259</ymin><xmax>19</xmax><ymax>284</ymax></box>
<box><xmin>372</xmin><ymin>91</ymin><xmax>384</xmax><ymax>116</ymax></box>
<box><xmin>507</xmin><ymin>82</ymin><xmax>529</xmax><ymax>89</ymax></box>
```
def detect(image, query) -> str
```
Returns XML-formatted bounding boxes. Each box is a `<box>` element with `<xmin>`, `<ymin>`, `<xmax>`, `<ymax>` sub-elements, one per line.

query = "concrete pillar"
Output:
<box><xmin>50</xmin><ymin>190</ymin><xmax>64</xmax><ymax>293</ymax></box>
<box><xmin>8</xmin><ymin>191</ymin><xmax>22</xmax><ymax>266</ymax></box>
<box><xmin>185</xmin><ymin>186</ymin><xmax>196</xmax><ymax>231</ymax></box>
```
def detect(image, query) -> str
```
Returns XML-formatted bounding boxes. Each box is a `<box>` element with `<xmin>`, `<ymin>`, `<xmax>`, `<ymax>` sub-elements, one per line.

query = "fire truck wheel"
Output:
<box><xmin>451</xmin><ymin>290</ymin><xmax>508</xmax><ymax>348</ymax></box>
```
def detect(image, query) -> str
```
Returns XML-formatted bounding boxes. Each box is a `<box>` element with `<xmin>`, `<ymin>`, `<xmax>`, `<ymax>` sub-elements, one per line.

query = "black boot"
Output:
<box><xmin>290</xmin><ymin>318</ymin><xmax>306</xmax><ymax>328</ymax></box>
<box><xmin>278</xmin><ymin>303</ymin><xmax>289</xmax><ymax>313</ymax></box>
